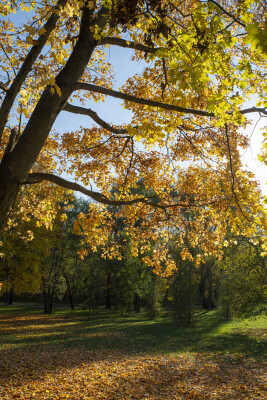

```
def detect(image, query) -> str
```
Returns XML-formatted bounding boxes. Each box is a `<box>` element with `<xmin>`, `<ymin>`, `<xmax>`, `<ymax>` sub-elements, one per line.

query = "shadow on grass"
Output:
<box><xmin>0</xmin><ymin>307</ymin><xmax>266</xmax><ymax>361</ymax></box>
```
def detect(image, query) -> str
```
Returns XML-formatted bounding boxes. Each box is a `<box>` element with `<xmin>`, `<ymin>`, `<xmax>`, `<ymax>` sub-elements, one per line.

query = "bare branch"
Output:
<box><xmin>63</xmin><ymin>103</ymin><xmax>128</xmax><ymax>135</ymax></box>
<box><xmin>240</xmin><ymin>106</ymin><xmax>267</xmax><ymax>116</ymax></box>
<box><xmin>74</xmin><ymin>82</ymin><xmax>214</xmax><ymax>117</ymax></box>
<box><xmin>74</xmin><ymin>82</ymin><xmax>267</xmax><ymax>119</ymax></box>
<box><xmin>161</xmin><ymin>58</ymin><xmax>168</xmax><ymax>99</ymax></box>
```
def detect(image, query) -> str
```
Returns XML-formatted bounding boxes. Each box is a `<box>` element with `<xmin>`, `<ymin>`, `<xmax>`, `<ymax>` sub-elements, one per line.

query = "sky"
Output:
<box><xmin>241</xmin><ymin>116</ymin><xmax>267</xmax><ymax>196</ymax></box>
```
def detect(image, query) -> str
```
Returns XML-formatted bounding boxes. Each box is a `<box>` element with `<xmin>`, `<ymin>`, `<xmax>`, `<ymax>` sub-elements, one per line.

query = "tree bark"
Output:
<box><xmin>0</xmin><ymin>0</ymin><xmax>68</xmax><ymax>142</ymax></box>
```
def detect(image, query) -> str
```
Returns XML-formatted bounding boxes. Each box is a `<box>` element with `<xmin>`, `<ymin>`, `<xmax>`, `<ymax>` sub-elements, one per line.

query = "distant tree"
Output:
<box><xmin>198</xmin><ymin>258</ymin><xmax>217</xmax><ymax>310</ymax></box>
<box><xmin>217</xmin><ymin>238</ymin><xmax>267</xmax><ymax>318</ymax></box>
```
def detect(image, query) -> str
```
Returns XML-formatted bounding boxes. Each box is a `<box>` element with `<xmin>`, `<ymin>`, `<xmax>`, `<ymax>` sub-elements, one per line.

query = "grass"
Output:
<box><xmin>0</xmin><ymin>306</ymin><xmax>266</xmax><ymax>399</ymax></box>
<box><xmin>0</xmin><ymin>306</ymin><xmax>266</xmax><ymax>360</ymax></box>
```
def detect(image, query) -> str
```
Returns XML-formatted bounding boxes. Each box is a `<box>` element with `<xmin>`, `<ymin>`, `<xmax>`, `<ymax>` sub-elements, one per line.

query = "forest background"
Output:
<box><xmin>0</xmin><ymin>0</ymin><xmax>267</xmax><ymax>320</ymax></box>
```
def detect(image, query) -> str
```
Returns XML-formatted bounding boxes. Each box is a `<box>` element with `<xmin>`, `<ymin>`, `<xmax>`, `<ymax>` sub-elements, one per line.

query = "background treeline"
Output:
<box><xmin>0</xmin><ymin>197</ymin><xmax>266</xmax><ymax>322</ymax></box>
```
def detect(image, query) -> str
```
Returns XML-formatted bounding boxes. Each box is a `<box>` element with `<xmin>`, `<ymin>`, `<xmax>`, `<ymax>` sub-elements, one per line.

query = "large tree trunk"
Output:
<box><xmin>0</xmin><ymin>6</ymin><xmax>108</xmax><ymax>231</ymax></box>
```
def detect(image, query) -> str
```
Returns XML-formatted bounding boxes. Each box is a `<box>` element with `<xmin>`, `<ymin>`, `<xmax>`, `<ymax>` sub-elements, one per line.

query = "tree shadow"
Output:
<box><xmin>0</xmin><ymin>309</ymin><xmax>266</xmax><ymax>357</ymax></box>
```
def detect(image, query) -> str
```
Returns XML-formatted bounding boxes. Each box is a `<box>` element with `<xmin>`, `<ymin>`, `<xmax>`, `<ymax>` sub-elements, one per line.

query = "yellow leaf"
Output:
<box><xmin>55</xmin><ymin>84</ymin><xmax>62</xmax><ymax>97</ymax></box>
<box><xmin>10</xmin><ymin>57</ymin><xmax>19</xmax><ymax>67</ymax></box>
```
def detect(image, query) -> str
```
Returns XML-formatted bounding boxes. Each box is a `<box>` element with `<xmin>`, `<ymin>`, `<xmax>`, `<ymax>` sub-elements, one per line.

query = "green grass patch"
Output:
<box><xmin>0</xmin><ymin>306</ymin><xmax>266</xmax><ymax>362</ymax></box>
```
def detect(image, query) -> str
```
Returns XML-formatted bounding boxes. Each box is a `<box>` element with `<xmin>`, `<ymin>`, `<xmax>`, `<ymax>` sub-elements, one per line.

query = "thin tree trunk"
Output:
<box><xmin>44</xmin><ymin>290</ymin><xmax>53</xmax><ymax>314</ymax></box>
<box><xmin>68</xmin><ymin>290</ymin><xmax>74</xmax><ymax>310</ymax></box>
<box><xmin>8</xmin><ymin>288</ymin><xmax>13</xmax><ymax>305</ymax></box>
<box><xmin>226</xmin><ymin>286</ymin><xmax>230</xmax><ymax>320</ymax></box>
<box><xmin>4</xmin><ymin>288</ymin><xmax>13</xmax><ymax>305</ymax></box>
<box><xmin>187</xmin><ymin>262</ymin><xmax>192</xmax><ymax>325</ymax></box>
<box><xmin>64</xmin><ymin>274</ymin><xmax>75</xmax><ymax>310</ymax></box>
<box><xmin>134</xmin><ymin>293</ymin><xmax>141</xmax><ymax>313</ymax></box>
<box><xmin>106</xmin><ymin>275</ymin><xmax>112</xmax><ymax>309</ymax></box>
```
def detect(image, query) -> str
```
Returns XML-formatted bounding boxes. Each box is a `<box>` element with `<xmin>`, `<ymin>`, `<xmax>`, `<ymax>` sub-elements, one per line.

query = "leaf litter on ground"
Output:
<box><xmin>0</xmin><ymin>310</ymin><xmax>266</xmax><ymax>400</ymax></box>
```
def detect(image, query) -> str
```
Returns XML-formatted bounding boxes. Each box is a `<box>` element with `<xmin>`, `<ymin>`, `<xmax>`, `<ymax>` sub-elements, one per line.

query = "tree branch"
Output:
<box><xmin>2</xmin><ymin>128</ymin><xmax>18</xmax><ymax>158</ymax></box>
<box><xmin>225</xmin><ymin>123</ymin><xmax>251</xmax><ymax>222</ymax></box>
<box><xmin>240</xmin><ymin>106</ymin><xmax>267</xmax><ymax>116</ymax></box>
<box><xmin>0</xmin><ymin>0</ymin><xmax>68</xmax><ymax>142</ymax></box>
<box><xmin>74</xmin><ymin>82</ymin><xmax>267</xmax><ymax>118</ymax></box>
<box><xmin>21</xmin><ymin>172</ymin><xmax>225</xmax><ymax>210</ymax></box>
<box><xmin>21</xmin><ymin>172</ymin><xmax>157</xmax><ymax>206</ymax></box>
<box><xmin>63</xmin><ymin>103</ymin><xmax>128</xmax><ymax>135</ymax></box>
<box><xmin>2</xmin><ymin>3</ymin><xmax>110</xmax><ymax>180</ymax></box>
<box><xmin>74</xmin><ymin>82</ymin><xmax>214</xmax><ymax>117</ymax></box>
<box><xmin>207</xmin><ymin>0</ymin><xmax>246</xmax><ymax>28</ymax></box>
<box><xmin>99</xmin><ymin>37</ymin><xmax>161</xmax><ymax>54</ymax></box>
<box><xmin>0</xmin><ymin>81</ymin><xmax>8</xmax><ymax>92</ymax></box>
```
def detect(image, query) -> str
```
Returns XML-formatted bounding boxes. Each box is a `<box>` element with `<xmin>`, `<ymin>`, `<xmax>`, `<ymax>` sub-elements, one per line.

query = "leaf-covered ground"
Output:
<box><xmin>0</xmin><ymin>308</ymin><xmax>266</xmax><ymax>399</ymax></box>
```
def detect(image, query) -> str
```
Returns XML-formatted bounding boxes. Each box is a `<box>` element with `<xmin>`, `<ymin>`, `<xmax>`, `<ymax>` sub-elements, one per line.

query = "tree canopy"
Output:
<box><xmin>0</xmin><ymin>0</ymin><xmax>267</xmax><ymax>269</ymax></box>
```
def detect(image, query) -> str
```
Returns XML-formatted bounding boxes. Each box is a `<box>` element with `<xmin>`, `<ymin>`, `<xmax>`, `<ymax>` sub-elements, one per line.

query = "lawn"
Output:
<box><xmin>0</xmin><ymin>306</ymin><xmax>266</xmax><ymax>399</ymax></box>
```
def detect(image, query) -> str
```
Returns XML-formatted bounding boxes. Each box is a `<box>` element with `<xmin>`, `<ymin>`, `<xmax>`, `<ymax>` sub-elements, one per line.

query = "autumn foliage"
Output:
<box><xmin>0</xmin><ymin>0</ymin><xmax>267</xmax><ymax>268</ymax></box>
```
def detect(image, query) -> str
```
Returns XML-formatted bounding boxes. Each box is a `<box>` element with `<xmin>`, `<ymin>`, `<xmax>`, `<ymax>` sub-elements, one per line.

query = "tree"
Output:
<box><xmin>216</xmin><ymin>237</ymin><xmax>267</xmax><ymax>317</ymax></box>
<box><xmin>0</xmin><ymin>182</ymin><xmax>69</xmax><ymax>304</ymax></box>
<box><xmin>0</xmin><ymin>223</ymin><xmax>42</xmax><ymax>304</ymax></box>
<box><xmin>198</xmin><ymin>257</ymin><xmax>217</xmax><ymax>310</ymax></box>
<box><xmin>40</xmin><ymin>218</ymin><xmax>66</xmax><ymax>314</ymax></box>
<box><xmin>0</xmin><ymin>0</ymin><xmax>266</xmax><ymax>264</ymax></box>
